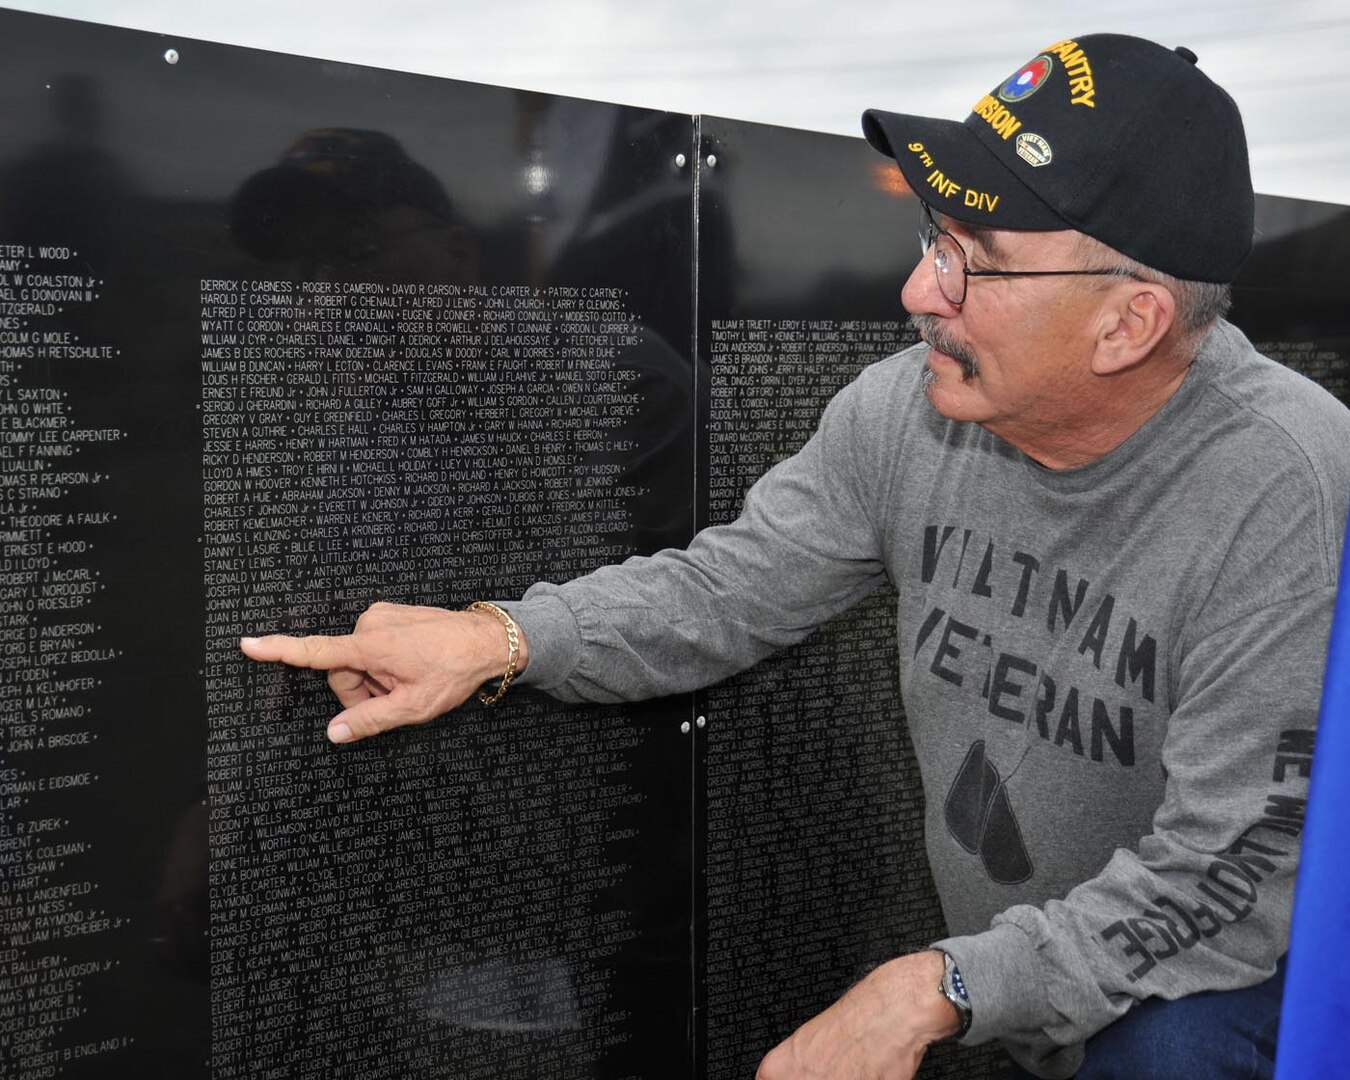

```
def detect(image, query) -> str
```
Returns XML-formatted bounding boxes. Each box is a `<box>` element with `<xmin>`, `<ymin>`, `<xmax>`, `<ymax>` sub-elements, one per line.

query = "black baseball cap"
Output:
<box><xmin>863</xmin><ymin>34</ymin><xmax>1254</xmax><ymax>282</ymax></box>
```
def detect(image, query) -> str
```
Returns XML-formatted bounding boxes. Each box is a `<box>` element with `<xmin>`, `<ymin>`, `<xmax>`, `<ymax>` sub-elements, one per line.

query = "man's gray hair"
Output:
<box><xmin>1075</xmin><ymin>234</ymin><xmax>1232</xmax><ymax>338</ymax></box>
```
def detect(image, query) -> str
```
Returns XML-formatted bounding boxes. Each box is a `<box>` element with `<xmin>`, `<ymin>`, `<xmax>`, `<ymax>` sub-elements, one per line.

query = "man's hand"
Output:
<box><xmin>239</xmin><ymin>601</ymin><xmax>527</xmax><ymax>744</ymax></box>
<box><xmin>756</xmin><ymin>950</ymin><xmax>960</xmax><ymax>1080</ymax></box>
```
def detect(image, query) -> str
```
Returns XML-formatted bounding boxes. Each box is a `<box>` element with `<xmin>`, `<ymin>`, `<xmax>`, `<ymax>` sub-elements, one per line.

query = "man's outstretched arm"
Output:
<box><xmin>240</xmin><ymin>600</ymin><xmax>526</xmax><ymax>744</ymax></box>
<box><xmin>241</xmin><ymin>357</ymin><xmax>904</xmax><ymax>735</ymax></box>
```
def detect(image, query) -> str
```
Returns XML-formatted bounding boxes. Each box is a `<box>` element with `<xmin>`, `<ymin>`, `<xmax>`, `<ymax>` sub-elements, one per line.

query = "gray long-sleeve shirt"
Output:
<box><xmin>505</xmin><ymin>320</ymin><xmax>1350</xmax><ymax>1076</ymax></box>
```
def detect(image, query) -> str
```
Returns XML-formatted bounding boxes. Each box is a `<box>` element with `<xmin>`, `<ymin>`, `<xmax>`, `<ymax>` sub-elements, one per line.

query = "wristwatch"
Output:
<box><xmin>938</xmin><ymin>950</ymin><xmax>972</xmax><ymax>1039</ymax></box>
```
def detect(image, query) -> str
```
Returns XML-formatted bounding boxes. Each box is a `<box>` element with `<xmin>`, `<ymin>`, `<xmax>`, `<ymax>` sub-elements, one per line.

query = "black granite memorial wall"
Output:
<box><xmin>0</xmin><ymin>12</ymin><xmax>695</xmax><ymax>1079</ymax></box>
<box><xmin>0</xmin><ymin>10</ymin><xmax>1346</xmax><ymax>1080</ymax></box>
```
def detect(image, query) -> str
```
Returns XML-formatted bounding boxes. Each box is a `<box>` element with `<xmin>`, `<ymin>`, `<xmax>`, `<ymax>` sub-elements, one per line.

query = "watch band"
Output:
<box><xmin>938</xmin><ymin>950</ymin><xmax>973</xmax><ymax>1039</ymax></box>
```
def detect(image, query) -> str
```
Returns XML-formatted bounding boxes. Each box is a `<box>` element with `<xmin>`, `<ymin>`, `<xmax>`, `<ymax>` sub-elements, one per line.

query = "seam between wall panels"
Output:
<box><xmin>688</xmin><ymin>112</ymin><xmax>703</xmax><ymax>1080</ymax></box>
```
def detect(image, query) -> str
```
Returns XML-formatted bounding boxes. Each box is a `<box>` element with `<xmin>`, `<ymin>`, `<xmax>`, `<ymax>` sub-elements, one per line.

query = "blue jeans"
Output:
<box><xmin>1007</xmin><ymin>956</ymin><xmax>1285</xmax><ymax>1079</ymax></box>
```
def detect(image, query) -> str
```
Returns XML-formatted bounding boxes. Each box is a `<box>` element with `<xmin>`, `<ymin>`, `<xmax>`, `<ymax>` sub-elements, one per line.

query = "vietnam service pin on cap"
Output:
<box><xmin>863</xmin><ymin>34</ymin><xmax>1254</xmax><ymax>282</ymax></box>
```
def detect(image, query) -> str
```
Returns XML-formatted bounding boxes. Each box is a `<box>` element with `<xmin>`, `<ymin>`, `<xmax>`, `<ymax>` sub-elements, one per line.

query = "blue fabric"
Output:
<box><xmin>1007</xmin><ymin>956</ymin><xmax>1284</xmax><ymax>1079</ymax></box>
<box><xmin>1275</xmin><ymin>518</ymin><xmax>1350</xmax><ymax>1078</ymax></box>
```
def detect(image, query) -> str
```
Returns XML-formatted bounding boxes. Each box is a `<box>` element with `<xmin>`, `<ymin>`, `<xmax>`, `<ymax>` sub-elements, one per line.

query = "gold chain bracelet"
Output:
<box><xmin>466</xmin><ymin>600</ymin><xmax>520</xmax><ymax>705</ymax></box>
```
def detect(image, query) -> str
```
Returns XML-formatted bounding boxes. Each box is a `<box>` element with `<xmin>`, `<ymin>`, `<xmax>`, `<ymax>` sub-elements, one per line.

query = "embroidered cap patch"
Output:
<box><xmin>998</xmin><ymin>55</ymin><xmax>1053</xmax><ymax>103</ymax></box>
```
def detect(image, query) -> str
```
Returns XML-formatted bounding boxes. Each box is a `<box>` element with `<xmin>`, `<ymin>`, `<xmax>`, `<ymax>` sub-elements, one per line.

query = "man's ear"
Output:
<box><xmin>1091</xmin><ymin>283</ymin><xmax>1177</xmax><ymax>376</ymax></box>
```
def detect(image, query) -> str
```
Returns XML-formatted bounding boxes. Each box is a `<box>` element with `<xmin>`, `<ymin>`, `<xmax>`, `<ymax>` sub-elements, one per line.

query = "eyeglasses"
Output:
<box><xmin>919</xmin><ymin>202</ymin><xmax>1141</xmax><ymax>306</ymax></box>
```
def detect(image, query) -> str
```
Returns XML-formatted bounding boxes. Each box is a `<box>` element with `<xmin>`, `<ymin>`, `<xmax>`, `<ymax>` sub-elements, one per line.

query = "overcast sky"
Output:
<box><xmin>6</xmin><ymin>0</ymin><xmax>1350</xmax><ymax>206</ymax></box>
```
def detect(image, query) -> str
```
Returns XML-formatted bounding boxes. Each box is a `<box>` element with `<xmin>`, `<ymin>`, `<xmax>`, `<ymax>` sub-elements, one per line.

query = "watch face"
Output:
<box><xmin>943</xmin><ymin>953</ymin><xmax>971</xmax><ymax>1006</ymax></box>
<box><xmin>951</xmin><ymin>972</ymin><xmax>969</xmax><ymax>1005</ymax></box>
<box><xmin>940</xmin><ymin>953</ymin><xmax>973</xmax><ymax>1040</ymax></box>
<box><xmin>944</xmin><ymin>979</ymin><xmax>971</xmax><ymax>1008</ymax></box>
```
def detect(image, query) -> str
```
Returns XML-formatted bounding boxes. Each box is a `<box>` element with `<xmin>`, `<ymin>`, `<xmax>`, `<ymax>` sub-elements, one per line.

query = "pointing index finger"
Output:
<box><xmin>240</xmin><ymin>633</ymin><xmax>361</xmax><ymax>672</ymax></box>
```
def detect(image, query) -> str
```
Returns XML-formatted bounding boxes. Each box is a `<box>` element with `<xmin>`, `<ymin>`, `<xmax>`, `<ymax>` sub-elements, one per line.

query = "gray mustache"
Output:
<box><xmin>909</xmin><ymin>313</ymin><xmax>980</xmax><ymax>381</ymax></box>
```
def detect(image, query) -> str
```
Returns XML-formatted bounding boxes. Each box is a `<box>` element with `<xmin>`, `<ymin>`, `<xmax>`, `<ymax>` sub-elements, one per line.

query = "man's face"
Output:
<box><xmin>901</xmin><ymin>216</ymin><xmax>1112</xmax><ymax>449</ymax></box>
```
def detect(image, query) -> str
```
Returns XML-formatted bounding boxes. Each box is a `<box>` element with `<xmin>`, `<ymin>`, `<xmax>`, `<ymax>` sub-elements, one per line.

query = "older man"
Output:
<box><xmin>243</xmin><ymin>34</ymin><xmax>1350</xmax><ymax>1079</ymax></box>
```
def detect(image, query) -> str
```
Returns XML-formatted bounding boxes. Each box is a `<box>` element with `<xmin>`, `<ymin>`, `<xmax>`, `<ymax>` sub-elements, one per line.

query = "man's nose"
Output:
<box><xmin>901</xmin><ymin>245</ymin><xmax>957</xmax><ymax>316</ymax></box>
